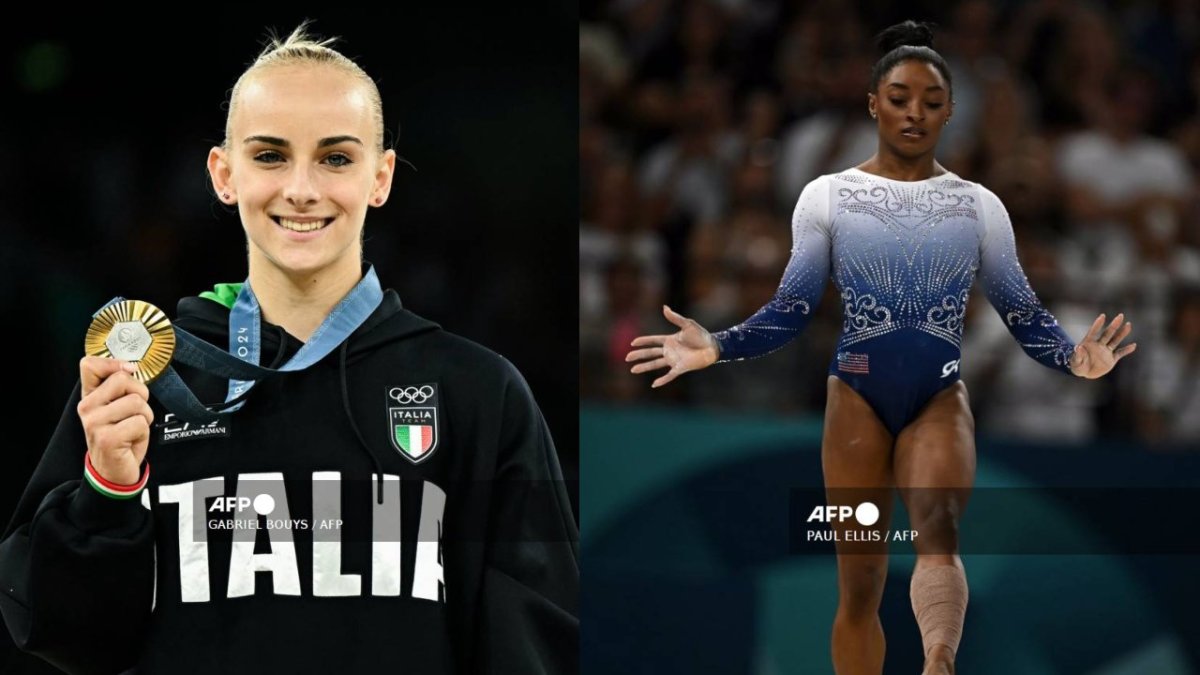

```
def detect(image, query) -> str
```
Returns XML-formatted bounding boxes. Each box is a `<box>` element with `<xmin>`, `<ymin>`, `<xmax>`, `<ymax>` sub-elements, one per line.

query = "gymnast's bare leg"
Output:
<box><xmin>822</xmin><ymin>376</ymin><xmax>896</xmax><ymax>675</ymax></box>
<box><xmin>894</xmin><ymin>381</ymin><xmax>976</xmax><ymax>675</ymax></box>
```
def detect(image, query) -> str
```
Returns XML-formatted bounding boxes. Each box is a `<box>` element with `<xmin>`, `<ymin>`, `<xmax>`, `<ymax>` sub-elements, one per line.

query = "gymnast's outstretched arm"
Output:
<box><xmin>626</xmin><ymin>176</ymin><xmax>834</xmax><ymax>387</ymax></box>
<box><xmin>975</xmin><ymin>185</ymin><xmax>1136</xmax><ymax>379</ymax></box>
<box><xmin>711</xmin><ymin>176</ymin><xmax>834</xmax><ymax>362</ymax></box>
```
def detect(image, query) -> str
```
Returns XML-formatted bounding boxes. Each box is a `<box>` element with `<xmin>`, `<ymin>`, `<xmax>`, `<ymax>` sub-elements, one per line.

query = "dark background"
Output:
<box><xmin>0</xmin><ymin>9</ymin><xmax>576</xmax><ymax>674</ymax></box>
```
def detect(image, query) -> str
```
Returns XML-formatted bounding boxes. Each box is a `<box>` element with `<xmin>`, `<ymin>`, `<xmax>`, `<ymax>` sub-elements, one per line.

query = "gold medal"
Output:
<box><xmin>84</xmin><ymin>300</ymin><xmax>175</xmax><ymax>383</ymax></box>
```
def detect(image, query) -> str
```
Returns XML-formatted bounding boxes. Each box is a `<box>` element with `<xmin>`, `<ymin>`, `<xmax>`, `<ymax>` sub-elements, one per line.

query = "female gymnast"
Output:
<box><xmin>625</xmin><ymin>20</ymin><xmax>1135</xmax><ymax>675</ymax></box>
<box><xmin>0</xmin><ymin>22</ymin><xmax>577</xmax><ymax>674</ymax></box>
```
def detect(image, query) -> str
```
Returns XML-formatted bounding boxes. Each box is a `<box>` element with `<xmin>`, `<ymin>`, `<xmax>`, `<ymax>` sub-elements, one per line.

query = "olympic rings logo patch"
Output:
<box><xmin>389</xmin><ymin>385</ymin><xmax>435</xmax><ymax>405</ymax></box>
<box><xmin>386</xmin><ymin>383</ymin><xmax>440</xmax><ymax>464</ymax></box>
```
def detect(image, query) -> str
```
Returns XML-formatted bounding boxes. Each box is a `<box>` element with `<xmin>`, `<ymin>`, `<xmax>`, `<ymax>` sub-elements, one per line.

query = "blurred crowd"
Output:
<box><xmin>580</xmin><ymin>0</ymin><xmax>1200</xmax><ymax>447</ymax></box>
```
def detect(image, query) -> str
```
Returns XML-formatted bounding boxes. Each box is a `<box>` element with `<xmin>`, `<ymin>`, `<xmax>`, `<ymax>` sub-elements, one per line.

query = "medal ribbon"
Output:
<box><xmin>94</xmin><ymin>264</ymin><xmax>383</xmax><ymax>424</ymax></box>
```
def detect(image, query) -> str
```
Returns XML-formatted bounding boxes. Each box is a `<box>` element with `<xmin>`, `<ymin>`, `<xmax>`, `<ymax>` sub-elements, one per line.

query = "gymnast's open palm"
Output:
<box><xmin>626</xmin><ymin>305</ymin><xmax>721</xmax><ymax>388</ymax></box>
<box><xmin>1069</xmin><ymin>312</ymin><xmax>1137</xmax><ymax>379</ymax></box>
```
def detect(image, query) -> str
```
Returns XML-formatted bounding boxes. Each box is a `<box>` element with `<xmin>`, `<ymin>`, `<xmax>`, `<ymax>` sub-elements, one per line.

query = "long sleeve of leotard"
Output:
<box><xmin>712</xmin><ymin>176</ymin><xmax>832</xmax><ymax>362</ymax></box>
<box><xmin>975</xmin><ymin>186</ymin><xmax>1076</xmax><ymax>373</ymax></box>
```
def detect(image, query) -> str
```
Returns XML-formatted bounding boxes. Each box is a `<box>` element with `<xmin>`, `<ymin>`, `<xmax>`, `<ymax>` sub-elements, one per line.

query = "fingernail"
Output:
<box><xmin>120</xmin><ymin>361</ymin><xmax>138</xmax><ymax>372</ymax></box>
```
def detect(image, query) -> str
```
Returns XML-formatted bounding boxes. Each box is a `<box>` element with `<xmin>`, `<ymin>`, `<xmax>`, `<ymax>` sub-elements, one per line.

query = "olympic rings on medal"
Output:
<box><xmin>389</xmin><ymin>385</ymin><xmax>435</xmax><ymax>404</ymax></box>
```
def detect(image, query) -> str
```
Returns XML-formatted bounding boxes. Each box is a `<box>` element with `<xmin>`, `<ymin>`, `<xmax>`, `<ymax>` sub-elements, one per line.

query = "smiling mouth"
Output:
<box><xmin>272</xmin><ymin>216</ymin><xmax>334</xmax><ymax>232</ymax></box>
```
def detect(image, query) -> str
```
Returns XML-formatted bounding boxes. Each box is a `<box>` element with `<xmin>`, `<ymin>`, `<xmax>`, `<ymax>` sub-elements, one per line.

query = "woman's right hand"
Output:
<box><xmin>625</xmin><ymin>305</ymin><xmax>720</xmax><ymax>388</ymax></box>
<box><xmin>77</xmin><ymin>356</ymin><xmax>154</xmax><ymax>485</ymax></box>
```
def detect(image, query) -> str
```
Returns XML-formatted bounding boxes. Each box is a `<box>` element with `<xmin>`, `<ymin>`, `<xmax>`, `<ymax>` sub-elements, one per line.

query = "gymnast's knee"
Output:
<box><xmin>836</xmin><ymin>559</ymin><xmax>888</xmax><ymax>617</ymax></box>
<box><xmin>909</xmin><ymin>501</ymin><xmax>962</xmax><ymax>553</ymax></box>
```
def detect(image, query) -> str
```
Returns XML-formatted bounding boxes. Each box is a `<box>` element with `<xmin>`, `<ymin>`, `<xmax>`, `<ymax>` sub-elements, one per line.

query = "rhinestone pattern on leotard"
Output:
<box><xmin>713</xmin><ymin>170</ymin><xmax>1075</xmax><ymax>372</ymax></box>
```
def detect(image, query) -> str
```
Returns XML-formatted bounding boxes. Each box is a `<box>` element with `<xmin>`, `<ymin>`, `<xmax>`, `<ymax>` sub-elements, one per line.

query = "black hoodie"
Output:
<box><xmin>0</xmin><ymin>282</ymin><xmax>579</xmax><ymax>674</ymax></box>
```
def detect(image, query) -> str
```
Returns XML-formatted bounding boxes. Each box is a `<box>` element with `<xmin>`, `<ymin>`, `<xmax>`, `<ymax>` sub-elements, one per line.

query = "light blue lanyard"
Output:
<box><xmin>223</xmin><ymin>264</ymin><xmax>383</xmax><ymax>409</ymax></box>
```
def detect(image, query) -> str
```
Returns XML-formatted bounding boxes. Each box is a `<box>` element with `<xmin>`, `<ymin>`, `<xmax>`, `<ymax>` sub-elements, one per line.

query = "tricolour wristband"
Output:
<box><xmin>83</xmin><ymin>452</ymin><xmax>150</xmax><ymax>500</ymax></box>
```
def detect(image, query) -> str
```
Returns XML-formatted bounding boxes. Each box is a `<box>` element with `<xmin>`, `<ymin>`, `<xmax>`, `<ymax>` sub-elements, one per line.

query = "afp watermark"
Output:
<box><xmin>206</xmin><ymin>493</ymin><xmax>320</xmax><ymax>532</ymax></box>
<box><xmin>806</xmin><ymin>502</ymin><xmax>881</xmax><ymax>526</ymax></box>
<box><xmin>803</xmin><ymin>501</ymin><xmax>918</xmax><ymax>544</ymax></box>
<box><xmin>790</xmin><ymin>487</ymin><xmax>1200</xmax><ymax>555</ymax></box>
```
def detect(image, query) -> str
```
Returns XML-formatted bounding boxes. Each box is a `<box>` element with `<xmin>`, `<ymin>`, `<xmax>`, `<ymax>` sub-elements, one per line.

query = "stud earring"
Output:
<box><xmin>870</xmin><ymin>112</ymin><xmax>877</xmax><ymax>119</ymax></box>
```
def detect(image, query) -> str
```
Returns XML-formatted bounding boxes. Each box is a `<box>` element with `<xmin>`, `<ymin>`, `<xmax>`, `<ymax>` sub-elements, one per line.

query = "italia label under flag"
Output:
<box><xmin>387</xmin><ymin>384</ymin><xmax>440</xmax><ymax>464</ymax></box>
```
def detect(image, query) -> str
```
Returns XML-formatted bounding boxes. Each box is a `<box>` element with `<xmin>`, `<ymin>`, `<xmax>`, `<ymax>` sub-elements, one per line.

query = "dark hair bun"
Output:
<box><xmin>876</xmin><ymin>20</ymin><xmax>936</xmax><ymax>55</ymax></box>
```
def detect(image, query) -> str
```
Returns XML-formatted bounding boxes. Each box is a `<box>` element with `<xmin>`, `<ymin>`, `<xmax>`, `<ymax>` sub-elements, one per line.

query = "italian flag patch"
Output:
<box><xmin>388</xmin><ymin>397</ymin><xmax>439</xmax><ymax>464</ymax></box>
<box><xmin>395</xmin><ymin>425</ymin><xmax>433</xmax><ymax>457</ymax></box>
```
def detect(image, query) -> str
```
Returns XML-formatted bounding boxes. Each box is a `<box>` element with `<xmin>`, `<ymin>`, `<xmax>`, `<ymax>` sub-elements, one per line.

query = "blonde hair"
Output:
<box><xmin>223</xmin><ymin>20</ymin><xmax>385</xmax><ymax>155</ymax></box>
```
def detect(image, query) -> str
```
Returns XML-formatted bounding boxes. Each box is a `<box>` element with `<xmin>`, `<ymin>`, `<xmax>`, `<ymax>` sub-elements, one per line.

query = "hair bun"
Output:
<box><xmin>876</xmin><ymin>20</ymin><xmax>936</xmax><ymax>55</ymax></box>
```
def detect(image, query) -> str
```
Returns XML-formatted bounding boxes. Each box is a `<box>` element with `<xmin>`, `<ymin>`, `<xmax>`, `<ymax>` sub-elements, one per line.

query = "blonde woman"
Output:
<box><xmin>0</xmin><ymin>22</ymin><xmax>577</xmax><ymax>675</ymax></box>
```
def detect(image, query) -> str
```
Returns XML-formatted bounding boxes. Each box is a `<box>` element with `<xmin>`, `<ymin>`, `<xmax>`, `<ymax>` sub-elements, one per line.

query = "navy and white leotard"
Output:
<box><xmin>712</xmin><ymin>168</ymin><xmax>1076</xmax><ymax>436</ymax></box>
